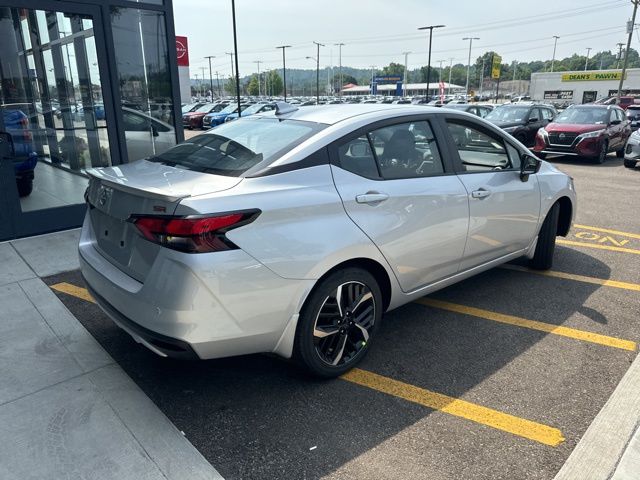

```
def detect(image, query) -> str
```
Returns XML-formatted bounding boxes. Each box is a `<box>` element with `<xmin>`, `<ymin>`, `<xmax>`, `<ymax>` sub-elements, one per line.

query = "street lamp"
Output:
<box><xmin>402</xmin><ymin>52</ymin><xmax>411</xmax><ymax>97</ymax></box>
<box><xmin>463</xmin><ymin>37</ymin><xmax>479</xmax><ymax>98</ymax></box>
<box><xmin>335</xmin><ymin>43</ymin><xmax>345</xmax><ymax>97</ymax></box>
<box><xmin>551</xmin><ymin>35</ymin><xmax>560</xmax><ymax>72</ymax></box>
<box><xmin>584</xmin><ymin>48</ymin><xmax>592</xmax><ymax>71</ymax></box>
<box><xmin>204</xmin><ymin>56</ymin><xmax>215</xmax><ymax>98</ymax></box>
<box><xmin>253</xmin><ymin>60</ymin><xmax>262</xmax><ymax>97</ymax></box>
<box><xmin>418</xmin><ymin>24</ymin><xmax>445</xmax><ymax>102</ymax></box>
<box><xmin>305</xmin><ymin>56</ymin><xmax>317</xmax><ymax>102</ymax></box>
<box><xmin>312</xmin><ymin>41</ymin><xmax>324</xmax><ymax>104</ymax></box>
<box><xmin>230</xmin><ymin>0</ymin><xmax>241</xmax><ymax>116</ymax></box>
<box><xmin>276</xmin><ymin>45</ymin><xmax>291</xmax><ymax>101</ymax></box>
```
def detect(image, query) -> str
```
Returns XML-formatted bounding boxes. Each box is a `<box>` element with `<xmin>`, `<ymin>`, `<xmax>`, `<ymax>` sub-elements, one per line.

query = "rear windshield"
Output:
<box><xmin>149</xmin><ymin>117</ymin><xmax>325</xmax><ymax>176</ymax></box>
<box><xmin>554</xmin><ymin>108</ymin><xmax>608</xmax><ymax>125</ymax></box>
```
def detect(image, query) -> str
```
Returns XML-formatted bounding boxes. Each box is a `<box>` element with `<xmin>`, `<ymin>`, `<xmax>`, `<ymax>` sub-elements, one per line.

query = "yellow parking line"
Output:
<box><xmin>500</xmin><ymin>264</ymin><xmax>640</xmax><ymax>292</ymax></box>
<box><xmin>50</xmin><ymin>282</ymin><xmax>95</xmax><ymax>303</ymax></box>
<box><xmin>557</xmin><ymin>239</ymin><xmax>640</xmax><ymax>255</ymax></box>
<box><xmin>416</xmin><ymin>298</ymin><xmax>636</xmax><ymax>351</ymax></box>
<box><xmin>341</xmin><ymin>368</ymin><xmax>565</xmax><ymax>447</ymax></box>
<box><xmin>573</xmin><ymin>224</ymin><xmax>640</xmax><ymax>240</ymax></box>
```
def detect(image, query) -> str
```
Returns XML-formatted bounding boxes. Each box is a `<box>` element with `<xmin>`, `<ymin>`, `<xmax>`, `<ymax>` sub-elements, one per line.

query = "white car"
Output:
<box><xmin>80</xmin><ymin>103</ymin><xmax>576</xmax><ymax>377</ymax></box>
<box><xmin>624</xmin><ymin>129</ymin><xmax>640</xmax><ymax>169</ymax></box>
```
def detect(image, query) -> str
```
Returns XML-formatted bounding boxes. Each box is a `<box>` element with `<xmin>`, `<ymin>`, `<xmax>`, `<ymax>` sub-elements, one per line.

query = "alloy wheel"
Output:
<box><xmin>313</xmin><ymin>281</ymin><xmax>376</xmax><ymax>366</ymax></box>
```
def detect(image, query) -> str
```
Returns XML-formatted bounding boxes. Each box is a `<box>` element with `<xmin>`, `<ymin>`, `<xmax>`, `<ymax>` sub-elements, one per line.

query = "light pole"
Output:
<box><xmin>584</xmin><ymin>48</ymin><xmax>592</xmax><ymax>71</ymax></box>
<box><xmin>551</xmin><ymin>35</ymin><xmax>560</xmax><ymax>72</ymax></box>
<box><xmin>335</xmin><ymin>43</ymin><xmax>345</xmax><ymax>97</ymax></box>
<box><xmin>448</xmin><ymin>57</ymin><xmax>454</xmax><ymax>95</ymax></box>
<box><xmin>463</xmin><ymin>37</ymin><xmax>479</xmax><ymax>98</ymax></box>
<box><xmin>230</xmin><ymin>0</ymin><xmax>241</xmax><ymax>117</ymax></box>
<box><xmin>253</xmin><ymin>60</ymin><xmax>262</xmax><ymax>97</ymax></box>
<box><xmin>225</xmin><ymin>52</ymin><xmax>234</xmax><ymax>79</ymax></box>
<box><xmin>204</xmin><ymin>55</ymin><xmax>215</xmax><ymax>97</ymax></box>
<box><xmin>312</xmin><ymin>41</ymin><xmax>324</xmax><ymax>104</ymax></box>
<box><xmin>200</xmin><ymin>66</ymin><xmax>207</xmax><ymax>97</ymax></box>
<box><xmin>370</xmin><ymin>65</ymin><xmax>376</xmax><ymax>95</ymax></box>
<box><xmin>402</xmin><ymin>51</ymin><xmax>411</xmax><ymax>97</ymax></box>
<box><xmin>276</xmin><ymin>45</ymin><xmax>291</xmax><ymax>101</ymax></box>
<box><xmin>215</xmin><ymin>71</ymin><xmax>221</xmax><ymax>97</ymax></box>
<box><xmin>305</xmin><ymin>56</ymin><xmax>317</xmax><ymax>102</ymax></box>
<box><xmin>418</xmin><ymin>24</ymin><xmax>445</xmax><ymax>102</ymax></box>
<box><xmin>617</xmin><ymin>0</ymin><xmax>639</xmax><ymax>100</ymax></box>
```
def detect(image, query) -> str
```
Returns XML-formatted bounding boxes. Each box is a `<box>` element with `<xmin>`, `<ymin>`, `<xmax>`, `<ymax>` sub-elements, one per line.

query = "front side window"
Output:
<box><xmin>528</xmin><ymin>108</ymin><xmax>541</xmax><ymax>121</ymax></box>
<box><xmin>149</xmin><ymin>117</ymin><xmax>324</xmax><ymax>176</ymax></box>
<box><xmin>446</xmin><ymin>120</ymin><xmax>513</xmax><ymax>171</ymax></box>
<box><xmin>542</xmin><ymin>108</ymin><xmax>555</xmax><ymax>120</ymax></box>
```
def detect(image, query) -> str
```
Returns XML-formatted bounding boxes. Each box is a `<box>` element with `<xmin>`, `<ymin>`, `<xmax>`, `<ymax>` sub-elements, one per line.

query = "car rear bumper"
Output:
<box><xmin>78</xmin><ymin>212</ymin><xmax>313</xmax><ymax>360</ymax></box>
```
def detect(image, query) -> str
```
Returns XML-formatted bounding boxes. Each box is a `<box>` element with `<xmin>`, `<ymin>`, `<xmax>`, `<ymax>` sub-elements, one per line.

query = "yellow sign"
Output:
<box><xmin>491</xmin><ymin>54</ymin><xmax>502</xmax><ymax>79</ymax></box>
<box><xmin>561</xmin><ymin>72</ymin><xmax>626</xmax><ymax>82</ymax></box>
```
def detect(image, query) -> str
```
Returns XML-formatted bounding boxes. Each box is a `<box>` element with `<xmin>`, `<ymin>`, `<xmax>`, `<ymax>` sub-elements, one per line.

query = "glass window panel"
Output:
<box><xmin>446</xmin><ymin>120</ymin><xmax>512</xmax><ymax>171</ymax></box>
<box><xmin>35</xmin><ymin>10</ymin><xmax>50</xmax><ymax>44</ymax></box>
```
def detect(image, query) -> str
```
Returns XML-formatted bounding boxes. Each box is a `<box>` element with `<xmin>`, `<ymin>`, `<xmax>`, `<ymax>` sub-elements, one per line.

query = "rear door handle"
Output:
<box><xmin>471</xmin><ymin>189</ymin><xmax>491</xmax><ymax>199</ymax></box>
<box><xmin>356</xmin><ymin>192</ymin><xmax>389</xmax><ymax>204</ymax></box>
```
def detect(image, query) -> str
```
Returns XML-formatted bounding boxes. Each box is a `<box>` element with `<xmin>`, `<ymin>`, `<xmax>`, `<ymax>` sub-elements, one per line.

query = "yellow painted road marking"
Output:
<box><xmin>500</xmin><ymin>264</ymin><xmax>640</xmax><ymax>292</ymax></box>
<box><xmin>573</xmin><ymin>224</ymin><xmax>640</xmax><ymax>240</ymax></box>
<box><xmin>416</xmin><ymin>298</ymin><xmax>636</xmax><ymax>351</ymax></box>
<box><xmin>341</xmin><ymin>368</ymin><xmax>565</xmax><ymax>447</ymax></box>
<box><xmin>50</xmin><ymin>282</ymin><xmax>95</xmax><ymax>303</ymax></box>
<box><xmin>557</xmin><ymin>239</ymin><xmax>640</xmax><ymax>255</ymax></box>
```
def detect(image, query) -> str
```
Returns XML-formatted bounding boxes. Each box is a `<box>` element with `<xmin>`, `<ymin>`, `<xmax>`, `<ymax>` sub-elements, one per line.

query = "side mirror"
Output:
<box><xmin>520</xmin><ymin>153</ymin><xmax>541</xmax><ymax>181</ymax></box>
<box><xmin>528</xmin><ymin>117</ymin><xmax>538</xmax><ymax>123</ymax></box>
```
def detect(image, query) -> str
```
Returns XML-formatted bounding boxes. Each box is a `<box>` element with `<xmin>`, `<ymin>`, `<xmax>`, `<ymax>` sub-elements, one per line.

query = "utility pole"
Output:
<box><xmin>225</xmin><ymin>52</ymin><xmax>234</xmax><ymax>79</ymax></box>
<box><xmin>479</xmin><ymin>56</ymin><xmax>485</xmax><ymax>94</ymax></box>
<box><xmin>419</xmin><ymin>24</ymin><xmax>445</xmax><ymax>102</ymax></box>
<box><xmin>313</xmin><ymin>41</ymin><xmax>324</xmax><ymax>104</ymax></box>
<box><xmin>512</xmin><ymin>60</ymin><xmax>517</xmax><ymax>82</ymax></box>
<box><xmin>276</xmin><ymin>45</ymin><xmax>291</xmax><ymax>101</ymax></box>
<box><xmin>402</xmin><ymin>51</ymin><xmax>411</xmax><ymax>97</ymax></box>
<box><xmin>618</xmin><ymin>0</ymin><xmax>639</xmax><ymax>100</ymax></box>
<box><xmin>215</xmin><ymin>71</ymin><xmax>221</xmax><ymax>97</ymax></box>
<box><xmin>194</xmin><ymin>73</ymin><xmax>199</xmax><ymax>97</ymax></box>
<box><xmin>616</xmin><ymin>42</ymin><xmax>625</xmax><ymax>69</ymax></box>
<box><xmin>448</xmin><ymin>57</ymin><xmax>454</xmax><ymax>95</ymax></box>
<box><xmin>584</xmin><ymin>48</ymin><xmax>592</xmax><ymax>71</ymax></box>
<box><xmin>200</xmin><ymin>66</ymin><xmax>207</xmax><ymax>97</ymax></box>
<box><xmin>335</xmin><ymin>43</ymin><xmax>345</xmax><ymax>97</ymax></box>
<box><xmin>551</xmin><ymin>35</ymin><xmax>560</xmax><ymax>72</ymax></box>
<box><xmin>370</xmin><ymin>65</ymin><xmax>376</xmax><ymax>96</ymax></box>
<box><xmin>463</xmin><ymin>37</ymin><xmax>479</xmax><ymax>98</ymax></box>
<box><xmin>230</xmin><ymin>0</ymin><xmax>241</xmax><ymax>117</ymax></box>
<box><xmin>253</xmin><ymin>60</ymin><xmax>262</xmax><ymax>97</ymax></box>
<box><xmin>204</xmin><ymin>56</ymin><xmax>215</xmax><ymax>98</ymax></box>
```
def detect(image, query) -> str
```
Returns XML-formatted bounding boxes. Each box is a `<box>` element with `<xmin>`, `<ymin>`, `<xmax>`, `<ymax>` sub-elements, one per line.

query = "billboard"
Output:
<box><xmin>176</xmin><ymin>36</ymin><xmax>189</xmax><ymax>67</ymax></box>
<box><xmin>491</xmin><ymin>54</ymin><xmax>502</xmax><ymax>79</ymax></box>
<box><xmin>373</xmin><ymin>75</ymin><xmax>402</xmax><ymax>84</ymax></box>
<box><xmin>544</xmin><ymin>90</ymin><xmax>574</xmax><ymax>100</ymax></box>
<box><xmin>561</xmin><ymin>72</ymin><xmax>625</xmax><ymax>82</ymax></box>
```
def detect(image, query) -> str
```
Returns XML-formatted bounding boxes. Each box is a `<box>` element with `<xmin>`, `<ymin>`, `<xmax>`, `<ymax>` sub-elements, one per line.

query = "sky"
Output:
<box><xmin>173</xmin><ymin>0</ymin><xmax>637</xmax><ymax>77</ymax></box>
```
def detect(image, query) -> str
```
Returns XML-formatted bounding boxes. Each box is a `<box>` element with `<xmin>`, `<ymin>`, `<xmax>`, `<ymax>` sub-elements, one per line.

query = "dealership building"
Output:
<box><xmin>0</xmin><ymin>0</ymin><xmax>184</xmax><ymax>241</ymax></box>
<box><xmin>530</xmin><ymin>69</ymin><xmax>640</xmax><ymax>104</ymax></box>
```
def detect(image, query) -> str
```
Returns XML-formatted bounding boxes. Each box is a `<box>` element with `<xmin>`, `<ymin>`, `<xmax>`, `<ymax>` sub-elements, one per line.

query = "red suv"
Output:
<box><xmin>533</xmin><ymin>105</ymin><xmax>631</xmax><ymax>163</ymax></box>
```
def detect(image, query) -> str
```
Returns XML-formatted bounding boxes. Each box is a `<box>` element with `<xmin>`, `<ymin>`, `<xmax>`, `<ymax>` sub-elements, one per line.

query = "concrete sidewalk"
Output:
<box><xmin>0</xmin><ymin>229</ymin><xmax>221</xmax><ymax>480</ymax></box>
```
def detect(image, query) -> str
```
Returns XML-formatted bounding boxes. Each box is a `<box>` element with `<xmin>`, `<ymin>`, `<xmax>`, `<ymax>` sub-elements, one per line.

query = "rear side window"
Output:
<box><xmin>446</xmin><ymin>120</ymin><xmax>513</xmax><ymax>171</ymax></box>
<box><xmin>149</xmin><ymin>117</ymin><xmax>324</xmax><ymax>176</ymax></box>
<box><xmin>542</xmin><ymin>108</ymin><xmax>555</xmax><ymax>120</ymax></box>
<box><xmin>337</xmin><ymin>136</ymin><xmax>379</xmax><ymax>178</ymax></box>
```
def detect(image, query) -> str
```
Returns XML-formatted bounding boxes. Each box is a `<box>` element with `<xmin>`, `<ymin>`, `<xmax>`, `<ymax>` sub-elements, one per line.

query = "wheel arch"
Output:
<box><xmin>556</xmin><ymin>196</ymin><xmax>573</xmax><ymax>237</ymax></box>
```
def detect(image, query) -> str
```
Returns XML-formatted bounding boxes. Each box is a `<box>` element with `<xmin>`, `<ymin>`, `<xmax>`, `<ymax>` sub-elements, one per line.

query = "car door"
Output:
<box><xmin>611</xmin><ymin>108</ymin><xmax>628</xmax><ymax>150</ymax></box>
<box><xmin>525</xmin><ymin>107</ymin><xmax>543</xmax><ymax>146</ymax></box>
<box><xmin>330</xmin><ymin>117</ymin><xmax>470</xmax><ymax>293</ymax></box>
<box><xmin>441</xmin><ymin>116</ymin><xmax>541</xmax><ymax>270</ymax></box>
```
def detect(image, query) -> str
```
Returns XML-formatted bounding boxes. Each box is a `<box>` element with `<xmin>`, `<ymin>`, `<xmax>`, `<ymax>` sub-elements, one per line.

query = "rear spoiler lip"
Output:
<box><xmin>86</xmin><ymin>168</ymin><xmax>191</xmax><ymax>203</ymax></box>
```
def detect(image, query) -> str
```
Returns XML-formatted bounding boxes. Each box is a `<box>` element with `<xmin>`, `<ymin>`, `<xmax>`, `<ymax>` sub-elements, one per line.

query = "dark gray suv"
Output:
<box><xmin>485</xmin><ymin>103</ymin><xmax>557</xmax><ymax>147</ymax></box>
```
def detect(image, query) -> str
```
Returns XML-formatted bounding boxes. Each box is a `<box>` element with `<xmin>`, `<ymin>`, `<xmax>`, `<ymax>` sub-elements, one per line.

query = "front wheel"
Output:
<box><xmin>530</xmin><ymin>202</ymin><xmax>560</xmax><ymax>270</ymax></box>
<box><xmin>294</xmin><ymin>268</ymin><xmax>382</xmax><ymax>377</ymax></box>
<box><xmin>596</xmin><ymin>141</ymin><xmax>608</xmax><ymax>164</ymax></box>
<box><xmin>616</xmin><ymin>147</ymin><xmax>625</xmax><ymax>158</ymax></box>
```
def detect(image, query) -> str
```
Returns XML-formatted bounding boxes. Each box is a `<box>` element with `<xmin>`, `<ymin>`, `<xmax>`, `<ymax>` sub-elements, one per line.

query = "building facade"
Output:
<box><xmin>530</xmin><ymin>69</ymin><xmax>640</xmax><ymax>105</ymax></box>
<box><xmin>0</xmin><ymin>0</ymin><xmax>183</xmax><ymax>241</ymax></box>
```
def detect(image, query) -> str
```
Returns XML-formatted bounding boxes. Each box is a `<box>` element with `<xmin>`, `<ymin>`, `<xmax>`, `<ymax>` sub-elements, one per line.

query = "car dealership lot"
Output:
<box><xmin>45</xmin><ymin>153</ymin><xmax>639</xmax><ymax>480</ymax></box>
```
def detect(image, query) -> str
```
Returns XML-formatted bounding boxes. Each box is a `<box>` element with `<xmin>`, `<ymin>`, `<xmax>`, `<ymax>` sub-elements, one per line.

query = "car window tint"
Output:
<box><xmin>529</xmin><ymin>108</ymin><xmax>541</xmax><ymax>121</ymax></box>
<box><xmin>367</xmin><ymin>121</ymin><xmax>444</xmax><ymax>179</ymax></box>
<box><xmin>446</xmin><ymin>120</ymin><xmax>512</xmax><ymax>171</ymax></box>
<box><xmin>542</xmin><ymin>108</ymin><xmax>554</xmax><ymax>120</ymax></box>
<box><xmin>123</xmin><ymin>111</ymin><xmax>149</xmax><ymax>131</ymax></box>
<box><xmin>505</xmin><ymin>143</ymin><xmax>522</xmax><ymax>169</ymax></box>
<box><xmin>337</xmin><ymin>135</ymin><xmax>380</xmax><ymax>178</ymax></box>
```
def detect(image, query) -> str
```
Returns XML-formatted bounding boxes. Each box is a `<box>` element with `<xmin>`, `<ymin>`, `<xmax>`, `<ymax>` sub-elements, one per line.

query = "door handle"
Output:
<box><xmin>471</xmin><ymin>189</ymin><xmax>491</xmax><ymax>199</ymax></box>
<box><xmin>356</xmin><ymin>192</ymin><xmax>389</xmax><ymax>204</ymax></box>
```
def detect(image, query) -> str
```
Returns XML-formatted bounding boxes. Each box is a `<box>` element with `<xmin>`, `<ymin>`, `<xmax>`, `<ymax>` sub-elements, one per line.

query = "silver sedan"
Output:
<box><xmin>79</xmin><ymin>103</ymin><xmax>576</xmax><ymax>377</ymax></box>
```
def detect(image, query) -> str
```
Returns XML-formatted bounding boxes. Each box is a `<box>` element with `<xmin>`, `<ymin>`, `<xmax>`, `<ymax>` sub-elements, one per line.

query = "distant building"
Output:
<box><xmin>341</xmin><ymin>82</ymin><xmax>465</xmax><ymax>96</ymax></box>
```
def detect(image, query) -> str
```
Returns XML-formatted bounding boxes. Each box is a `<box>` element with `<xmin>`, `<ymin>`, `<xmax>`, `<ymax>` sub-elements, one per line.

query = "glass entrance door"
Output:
<box><xmin>0</xmin><ymin>2</ymin><xmax>114</xmax><ymax>240</ymax></box>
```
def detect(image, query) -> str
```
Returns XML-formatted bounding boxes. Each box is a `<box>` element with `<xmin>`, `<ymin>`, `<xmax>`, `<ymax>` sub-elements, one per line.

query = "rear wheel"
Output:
<box><xmin>624</xmin><ymin>159</ymin><xmax>637</xmax><ymax>168</ymax></box>
<box><xmin>530</xmin><ymin>202</ymin><xmax>560</xmax><ymax>271</ymax></box>
<box><xmin>294</xmin><ymin>268</ymin><xmax>382</xmax><ymax>377</ymax></box>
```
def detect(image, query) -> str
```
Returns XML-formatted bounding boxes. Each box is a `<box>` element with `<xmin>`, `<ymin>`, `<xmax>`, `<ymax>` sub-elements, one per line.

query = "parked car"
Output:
<box><xmin>444</xmin><ymin>103</ymin><xmax>493</xmax><ymax>118</ymax></box>
<box><xmin>625</xmin><ymin>105</ymin><xmax>640</xmax><ymax>131</ymax></box>
<box><xmin>485</xmin><ymin>103</ymin><xmax>557</xmax><ymax>147</ymax></box>
<box><xmin>596</xmin><ymin>96</ymin><xmax>640</xmax><ymax>110</ymax></box>
<box><xmin>121</xmin><ymin>107</ymin><xmax>175</xmax><ymax>161</ymax></box>
<box><xmin>533</xmin><ymin>105</ymin><xmax>630</xmax><ymax>163</ymax></box>
<box><xmin>182</xmin><ymin>103</ymin><xmax>224</xmax><ymax>130</ymax></box>
<box><xmin>202</xmin><ymin>103</ymin><xmax>248</xmax><ymax>128</ymax></box>
<box><xmin>181</xmin><ymin>102</ymin><xmax>207</xmax><ymax>114</ymax></box>
<box><xmin>623</xmin><ymin>130</ymin><xmax>640</xmax><ymax>168</ymax></box>
<box><xmin>223</xmin><ymin>102</ymin><xmax>275</xmax><ymax>122</ymax></box>
<box><xmin>1</xmin><ymin>107</ymin><xmax>37</xmax><ymax>196</ymax></box>
<box><xmin>80</xmin><ymin>103</ymin><xmax>576</xmax><ymax>377</ymax></box>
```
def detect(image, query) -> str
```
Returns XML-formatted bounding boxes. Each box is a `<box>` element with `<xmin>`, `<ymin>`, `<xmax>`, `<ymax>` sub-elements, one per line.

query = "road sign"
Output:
<box><xmin>491</xmin><ymin>54</ymin><xmax>502</xmax><ymax>79</ymax></box>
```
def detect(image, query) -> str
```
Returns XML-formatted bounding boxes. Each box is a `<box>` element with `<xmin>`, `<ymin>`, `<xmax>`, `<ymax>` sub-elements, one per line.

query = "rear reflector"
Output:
<box><xmin>130</xmin><ymin>210</ymin><xmax>259</xmax><ymax>253</ymax></box>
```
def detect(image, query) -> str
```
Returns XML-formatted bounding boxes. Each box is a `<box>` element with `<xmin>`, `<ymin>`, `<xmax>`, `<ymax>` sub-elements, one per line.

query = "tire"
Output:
<box><xmin>294</xmin><ymin>268</ymin><xmax>383</xmax><ymax>378</ymax></box>
<box><xmin>624</xmin><ymin>159</ymin><xmax>637</xmax><ymax>168</ymax></box>
<box><xmin>529</xmin><ymin>202</ymin><xmax>560</xmax><ymax>271</ymax></box>
<box><xmin>616</xmin><ymin>148</ymin><xmax>625</xmax><ymax>158</ymax></box>
<box><xmin>16</xmin><ymin>178</ymin><xmax>33</xmax><ymax>197</ymax></box>
<box><xmin>595</xmin><ymin>141</ymin><xmax>608</xmax><ymax>164</ymax></box>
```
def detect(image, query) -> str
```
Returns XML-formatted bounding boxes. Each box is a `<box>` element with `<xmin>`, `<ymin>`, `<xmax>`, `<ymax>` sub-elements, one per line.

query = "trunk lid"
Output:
<box><xmin>86</xmin><ymin>160</ymin><xmax>242</xmax><ymax>281</ymax></box>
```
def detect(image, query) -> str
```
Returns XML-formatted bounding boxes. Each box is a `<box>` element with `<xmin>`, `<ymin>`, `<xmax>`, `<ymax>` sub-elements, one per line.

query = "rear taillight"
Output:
<box><xmin>130</xmin><ymin>210</ymin><xmax>260</xmax><ymax>253</ymax></box>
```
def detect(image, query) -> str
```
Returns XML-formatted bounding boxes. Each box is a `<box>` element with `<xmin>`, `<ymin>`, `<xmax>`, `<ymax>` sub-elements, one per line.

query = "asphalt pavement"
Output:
<box><xmin>45</xmin><ymin>153</ymin><xmax>640</xmax><ymax>480</ymax></box>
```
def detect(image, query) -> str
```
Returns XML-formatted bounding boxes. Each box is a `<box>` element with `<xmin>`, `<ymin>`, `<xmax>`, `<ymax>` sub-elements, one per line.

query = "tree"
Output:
<box><xmin>225</xmin><ymin>76</ymin><xmax>238</xmax><ymax>96</ymax></box>
<box><xmin>341</xmin><ymin>74</ymin><xmax>358</xmax><ymax>85</ymax></box>
<box><xmin>247</xmin><ymin>75</ymin><xmax>259</xmax><ymax>96</ymax></box>
<box><xmin>265</xmin><ymin>70</ymin><xmax>283</xmax><ymax>96</ymax></box>
<box><xmin>381</xmin><ymin>62</ymin><xmax>405</xmax><ymax>77</ymax></box>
